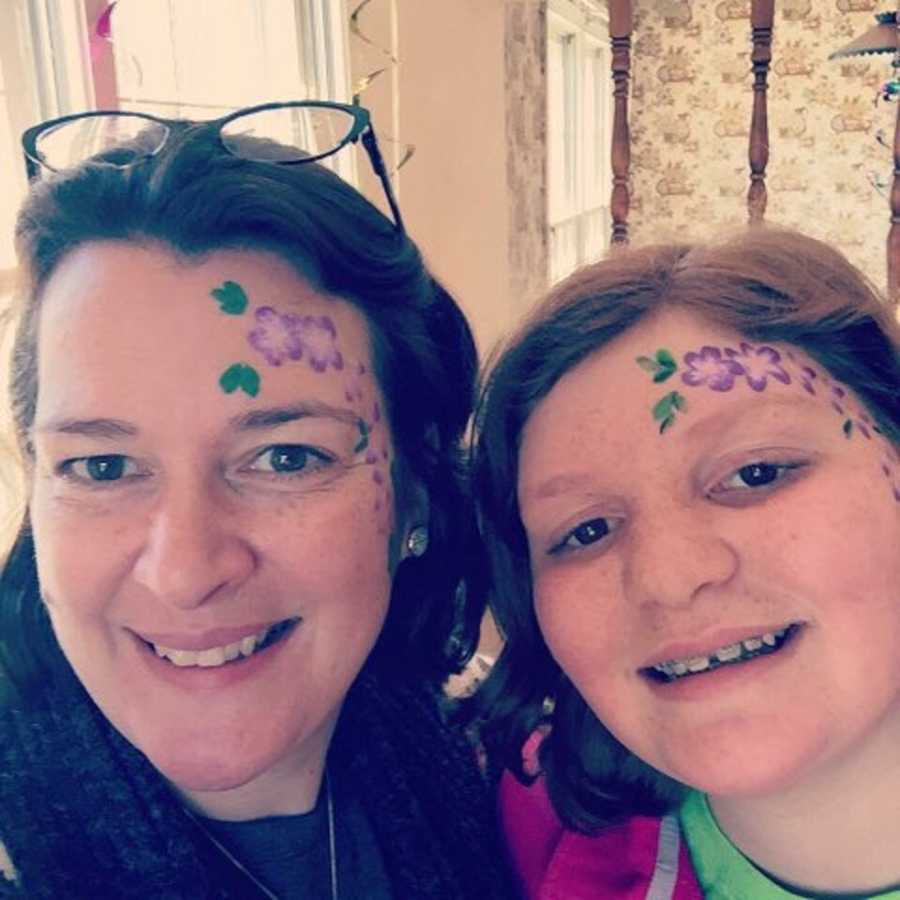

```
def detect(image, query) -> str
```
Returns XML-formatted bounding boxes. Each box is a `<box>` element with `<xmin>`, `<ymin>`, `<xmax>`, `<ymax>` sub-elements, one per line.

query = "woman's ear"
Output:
<box><xmin>398</xmin><ymin>477</ymin><xmax>430</xmax><ymax>561</ymax></box>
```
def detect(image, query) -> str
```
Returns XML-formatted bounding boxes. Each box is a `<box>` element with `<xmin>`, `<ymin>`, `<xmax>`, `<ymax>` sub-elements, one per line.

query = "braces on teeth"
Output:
<box><xmin>650</xmin><ymin>625</ymin><xmax>798</xmax><ymax>682</ymax></box>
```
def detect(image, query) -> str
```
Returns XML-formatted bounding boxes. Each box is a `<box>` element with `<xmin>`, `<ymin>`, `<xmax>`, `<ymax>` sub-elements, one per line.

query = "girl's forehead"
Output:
<box><xmin>518</xmin><ymin>306</ymin><xmax>854</xmax><ymax>486</ymax></box>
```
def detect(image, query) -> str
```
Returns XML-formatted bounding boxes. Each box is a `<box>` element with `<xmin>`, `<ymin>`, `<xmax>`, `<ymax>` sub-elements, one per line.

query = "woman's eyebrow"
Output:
<box><xmin>35</xmin><ymin>417</ymin><xmax>138</xmax><ymax>439</ymax></box>
<box><xmin>229</xmin><ymin>403</ymin><xmax>361</xmax><ymax>431</ymax></box>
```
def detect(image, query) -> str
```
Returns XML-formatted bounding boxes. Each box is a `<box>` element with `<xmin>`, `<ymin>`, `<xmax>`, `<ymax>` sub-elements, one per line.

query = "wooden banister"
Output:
<box><xmin>748</xmin><ymin>0</ymin><xmax>774</xmax><ymax>224</ymax></box>
<box><xmin>609</xmin><ymin>0</ymin><xmax>633</xmax><ymax>247</ymax></box>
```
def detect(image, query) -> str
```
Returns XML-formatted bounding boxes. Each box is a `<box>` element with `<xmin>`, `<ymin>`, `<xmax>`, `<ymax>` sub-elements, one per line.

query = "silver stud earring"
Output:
<box><xmin>406</xmin><ymin>526</ymin><xmax>429</xmax><ymax>558</ymax></box>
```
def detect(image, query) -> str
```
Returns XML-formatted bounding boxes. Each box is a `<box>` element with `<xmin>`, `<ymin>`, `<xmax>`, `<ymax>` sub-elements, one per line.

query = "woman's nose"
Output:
<box><xmin>130</xmin><ymin>484</ymin><xmax>256</xmax><ymax>609</ymax></box>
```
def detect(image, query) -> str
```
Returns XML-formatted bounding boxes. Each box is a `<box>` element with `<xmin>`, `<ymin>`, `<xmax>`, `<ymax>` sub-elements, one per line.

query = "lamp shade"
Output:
<box><xmin>830</xmin><ymin>12</ymin><xmax>897</xmax><ymax>60</ymax></box>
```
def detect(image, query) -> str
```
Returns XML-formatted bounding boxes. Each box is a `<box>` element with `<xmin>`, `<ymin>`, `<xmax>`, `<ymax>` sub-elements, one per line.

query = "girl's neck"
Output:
<box><xmin>708</xmin><ymin>713</ymin><xmax>900</xmax><ymax>895</ymax></box>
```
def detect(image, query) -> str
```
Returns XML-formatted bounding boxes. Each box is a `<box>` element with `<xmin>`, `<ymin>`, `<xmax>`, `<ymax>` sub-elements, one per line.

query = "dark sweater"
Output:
<box><xmin>0</xmin><ymin>660</ymin><xmax>513</xmax><ymax>899</ymax></box>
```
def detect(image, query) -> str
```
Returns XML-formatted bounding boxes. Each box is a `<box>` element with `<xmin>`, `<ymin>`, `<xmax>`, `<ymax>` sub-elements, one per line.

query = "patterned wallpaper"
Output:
<box><xmin>628</xmin><ymin>0</ymin><xmax>896</xmax><ymax>293</ymax></box>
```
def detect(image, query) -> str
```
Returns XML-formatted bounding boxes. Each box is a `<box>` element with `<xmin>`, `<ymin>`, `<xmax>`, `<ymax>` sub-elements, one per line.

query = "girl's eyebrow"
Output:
<box><xmin>523</xmin><ymin>471</ymin><xmax>599</xmax><ymax>504</ymax></box>
<box><xmin>681</xmin><ymin>393</ymin><xmax>818</xmax><ymax>442</ymax></box>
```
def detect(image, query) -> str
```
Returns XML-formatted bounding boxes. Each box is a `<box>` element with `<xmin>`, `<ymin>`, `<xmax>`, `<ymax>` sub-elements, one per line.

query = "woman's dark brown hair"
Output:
<box><xmin>472</xmin><ymin>227</ymin><xmax>900</xmax><ymax>832</ymax></box>
<box><xmin>2</xmin><ymin>123</ymin><xmax>483</xmax><ymax>698</ymax></box>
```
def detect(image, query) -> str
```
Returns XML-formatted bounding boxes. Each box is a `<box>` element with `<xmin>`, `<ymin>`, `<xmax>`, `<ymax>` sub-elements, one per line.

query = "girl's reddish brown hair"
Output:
<box><xmin>472</xmin><ymin>227</ymin><xmax>900</xmax><ymax>832</ymax></box>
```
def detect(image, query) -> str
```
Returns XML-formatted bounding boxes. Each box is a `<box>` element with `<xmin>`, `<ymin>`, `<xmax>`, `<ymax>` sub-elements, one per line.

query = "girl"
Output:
<box><xmin>473</xmin><ymin>228</ymin><xmax>900</xmax><ymax>899</ymax></box>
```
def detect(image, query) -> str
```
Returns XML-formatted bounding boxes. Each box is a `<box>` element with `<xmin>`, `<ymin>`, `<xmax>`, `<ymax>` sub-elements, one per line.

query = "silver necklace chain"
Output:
<box><xmin>184</xmin><ymin>772</ymin><xmax>338</xmax><ymax>900</ymax></box>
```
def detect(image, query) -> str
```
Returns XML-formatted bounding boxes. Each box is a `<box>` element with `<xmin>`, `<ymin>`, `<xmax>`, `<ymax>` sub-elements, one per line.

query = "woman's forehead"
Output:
<box><xmin>34</xmin><ymin>241</ymin><xmax>378</xmax><ymax>430</ymax></box>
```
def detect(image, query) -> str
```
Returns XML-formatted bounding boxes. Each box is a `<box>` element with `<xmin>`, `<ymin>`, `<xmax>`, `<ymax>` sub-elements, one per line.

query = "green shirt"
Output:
<box><xmin>679</xmin><ymin>791</ymin><xmax>900</xmax><ymax>900</ymax></box>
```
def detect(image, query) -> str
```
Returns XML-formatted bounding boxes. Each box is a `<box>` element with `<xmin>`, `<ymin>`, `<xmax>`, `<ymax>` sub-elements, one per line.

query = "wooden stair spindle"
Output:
<box><xmin>748</xmin><ymin>0</ymin><xmax>774</xmax><ymax>224</ymax></box>
<box><xmin>609</xmin><ymin>0</ymin><xmax>633</xmax><ymax>247</ymax></box>
<box><xmin>890</xmin><ymin>17</ymin><xmax>900</xmax><ymax>302</ymax></box>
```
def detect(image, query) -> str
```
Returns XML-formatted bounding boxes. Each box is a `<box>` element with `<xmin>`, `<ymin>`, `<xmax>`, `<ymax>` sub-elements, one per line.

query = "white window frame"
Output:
<box><xmin>0</xmin><ymin>0</ymin><xmax>353</xmax><ymax>285</ymax></box>
<box><xmin>547</xmin><ymin>0</ymin><xmax>612</xmax><ymax>283</ymax></box>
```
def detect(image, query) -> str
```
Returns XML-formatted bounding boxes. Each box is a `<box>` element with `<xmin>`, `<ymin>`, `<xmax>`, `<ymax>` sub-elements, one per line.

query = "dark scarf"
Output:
<box><xmin>0</xmin><ymin>661</ymin><xmax>513</xmax><ymax>900</ymax></box>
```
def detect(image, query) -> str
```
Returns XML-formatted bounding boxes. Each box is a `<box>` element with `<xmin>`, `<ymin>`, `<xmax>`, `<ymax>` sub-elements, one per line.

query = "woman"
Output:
<box><xmin>0</xmin><ymin>104</ymin><xmax>512</xmax><ymax>899</ymax></box>
<box><xmin>473</xmin><ymin>229</ymin><xmax>900</xmax><ymax>898</ymax></box>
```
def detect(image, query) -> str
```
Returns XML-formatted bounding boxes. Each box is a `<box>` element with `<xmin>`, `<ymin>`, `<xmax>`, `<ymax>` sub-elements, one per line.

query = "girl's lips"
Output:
<box><xmin>640</xmin><ymin>621</ymin><xmax>803</xmax><ymax>670</ymax></box>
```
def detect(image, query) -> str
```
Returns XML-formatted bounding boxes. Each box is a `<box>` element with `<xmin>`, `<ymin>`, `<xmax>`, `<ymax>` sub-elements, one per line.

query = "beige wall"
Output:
<box><xmin>628</xmin><ymin>0</ymin><xmax>895</xmax><ymax>292</ymax></box>
<box><xmin>346</xmin><ymin>0</ymin><xmax>548</xmax><ymax>355</ymax></box>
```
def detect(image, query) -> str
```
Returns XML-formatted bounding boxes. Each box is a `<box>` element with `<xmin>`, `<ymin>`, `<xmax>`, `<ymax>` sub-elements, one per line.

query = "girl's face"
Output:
<box><xmin>29</xmin><ymin>242</ymin><xmax>402</xmax><ymax>814</ymax></box>
<box><xmin>518</xmin><ymin>307</ymin><xmax>900</xmax><ymax>799</ymax></box>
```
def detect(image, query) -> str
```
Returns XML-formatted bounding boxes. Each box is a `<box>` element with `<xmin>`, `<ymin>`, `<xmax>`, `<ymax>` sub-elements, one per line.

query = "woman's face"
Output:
<box><xmin>29</xmin><ymin>242</ymin><xmax>401</xmax><ymax>812</ymax></box>
<box><xmin>518</xmin><ymin>307</ymin><xmax>900</xmax><ymax>799</ymax></box>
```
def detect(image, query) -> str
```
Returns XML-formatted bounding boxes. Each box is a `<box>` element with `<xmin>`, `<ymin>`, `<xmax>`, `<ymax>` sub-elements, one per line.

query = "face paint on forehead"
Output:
<box><xmin>636</xmin><ymin>341</ymin><xmax>900</xmax><ymax>503</ymax></box>
<box><xmin>206</xmin><ymin>277</ymin><xmax>396</xmax><ymax>526</ymax></box>
<box><xmin>207</xmin><ymin>279</ymin><xmax>348</xmax><ymax>397</ymax></box>
<box><xmin>208</xmin><ymin>280</ymin><xmax>260</xmax><ymax>397</ymax></box>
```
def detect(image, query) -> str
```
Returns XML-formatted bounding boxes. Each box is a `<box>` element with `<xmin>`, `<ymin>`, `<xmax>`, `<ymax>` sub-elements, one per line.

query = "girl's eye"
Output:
<box><xmin>711</xmin><ymin>461</ymin><xmax>804</xmax><ymax>495</ymax></box>
<box><xmin>248</xmin><ymin>444</ymin><xmax>333</xmax><ymax>475</ymax></box>
<box><xmin>62</xmin><ymin>454</ymin><xmax>137</xmax><ymax>483</ymax></box>
<box><xmin>550</xmin><ymin>517</ymin><xmax>615</xmax><ymax>555</ymax></box>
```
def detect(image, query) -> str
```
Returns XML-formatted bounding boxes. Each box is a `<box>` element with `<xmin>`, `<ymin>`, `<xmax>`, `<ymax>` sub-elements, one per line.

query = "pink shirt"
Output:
<box><xmin>499</xmin><ymin>769</ymin><xmax>704</xmax><ymax>900</ymax></box>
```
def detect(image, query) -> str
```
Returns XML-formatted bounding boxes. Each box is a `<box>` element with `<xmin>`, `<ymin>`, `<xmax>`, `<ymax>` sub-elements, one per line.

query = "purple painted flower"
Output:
<box><xmin>681</xmin><ymin>346</ymin><xmax>744</xmax><ymax>391</ymax></box>
<box><xmin>725</xmin><ymin>343</ymin><xmax>791</xmax><ymax>392</ymax></box>
<box><xmin>293</xmin><ymin>315</ymin><xmax>344</xmax><ymax>372</ymax></box>
<box><xmin>857</xmin><ymin>420</ymin><xmax>872</xmax><ymax>440</ymax></box>
<box><xmin>248</xmin><ymin>306</ymin><xmax>304</xmax><ymax>366</ymax></box>
<box><xmin>799</xmin><ymin>365</ymin><xmax>817</xmax><ymax>395</ymax></box>
<box><xmin>247</xmin><ymin>309</ymin><xmax>344</xmax><ymax>372</ymax></box>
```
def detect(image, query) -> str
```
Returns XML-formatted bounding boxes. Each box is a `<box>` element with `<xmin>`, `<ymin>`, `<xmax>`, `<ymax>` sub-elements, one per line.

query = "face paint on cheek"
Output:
<box><xmin>340</xmin><ymin>364</ymin><xmax>394</xmax><ymax>534</ymax></box>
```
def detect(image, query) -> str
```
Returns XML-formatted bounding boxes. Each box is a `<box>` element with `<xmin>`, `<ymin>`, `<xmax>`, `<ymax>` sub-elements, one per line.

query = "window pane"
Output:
<box><xmin>109</xmin><ymin>0</ymin><xmax>306</xmax><ymax>113</ymax></box>
<box><xmin>547</xmin><ymin>27</ymin><xmax>576</xmax><ymax>223</ymax></box>
<box><xmin>0</xmin><ymin>65</ymin><xmax>25</xmax><ymax>270</ymax></box>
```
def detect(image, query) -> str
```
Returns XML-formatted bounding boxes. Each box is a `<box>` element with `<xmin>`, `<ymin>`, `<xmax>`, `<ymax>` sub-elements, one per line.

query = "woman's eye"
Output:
<box><xmin>62</xmin><ymin>454</ymin><xmax>137</xmax><ymax>483</ymax></box>
<box><xmin>248</xmin><ymin>444</ymin><xmax>332</xmax><ymax>475</ymax></box>
<box><xmin>550</xmin><ymin>517</ymin><xmax>614</xmax><ymax>555</ymax></box>
<box><xmin>712</xmin><ymin>461</ymin><xmax>804</xmax><ymax>495</ymax></box>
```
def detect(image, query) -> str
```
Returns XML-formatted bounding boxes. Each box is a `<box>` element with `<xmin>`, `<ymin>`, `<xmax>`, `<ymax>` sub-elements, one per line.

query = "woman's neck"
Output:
<box><xmin>708</xmin><ymin>714</ymin><xmax>900</xmax><ymax>895</ymax></box>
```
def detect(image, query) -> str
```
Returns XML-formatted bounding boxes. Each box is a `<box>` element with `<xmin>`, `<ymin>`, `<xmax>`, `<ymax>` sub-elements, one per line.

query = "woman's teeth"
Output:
<box><xmin>151</xmin><ymin>624</ymin><xmax>284</xmax><ymax>668</ymax></box>
<box><xmin>650</xmin><ymin>625</ymin><xmax>797</xmax><ymax>682</ymax></box>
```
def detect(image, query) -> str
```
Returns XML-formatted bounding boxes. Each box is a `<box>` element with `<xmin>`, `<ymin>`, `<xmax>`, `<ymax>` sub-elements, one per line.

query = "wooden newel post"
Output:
<box><xmin>890</xmin><ymin>19</ymin><xmax>900</xmax><ymax>302</ymax></box>
<box><xmin>609</xmin><ymin>0</ymin><xmax>633</xmax><ymax>248</ymax></box>
<box><xmin>748</xmin><ymin>0</ymin><xmax>774</xmax><ymax>225</ymax></box>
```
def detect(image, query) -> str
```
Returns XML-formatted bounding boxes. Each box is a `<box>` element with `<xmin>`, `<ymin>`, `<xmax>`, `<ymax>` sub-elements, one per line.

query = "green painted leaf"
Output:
<box><xmin>659</xmin><ymin>415</ymin><xmax>675</xmax><ymax>434</ymax></box>
<box><xmin>219</xmin><ymin>363</ymin><xmax>260</xmax><ymax>397</ymax></box>
<box><xmin>219</xmin><ymin>363</ymin><xmax>244</xmax><ymax>394</ymax></box>
<box><xmin>211</xmin><ymin>280</ymin><xmax>249</xmax><ymax>315</ymax></box>
<box><xmin>240</xmin><ymin>365</ymin><xmax>260</xmax><ymax>397</ymax></box>
<box><xmin>653</xmin><ymin>367</ymin><xmax>675</xmax><ymax>383</ymax></box>
<box><xmin>354</xmin><ymin>420</ymin><xmax>370</xmax><ymax>453</ymax></box>
<box><xmin>636</xmin><ymin>356</ymin><xmax>659</xmax><ymax>374</ymax></box>
<box><xmin>843</xmin><ymin>418</ymin><xmax>853</xmax><ymax>438</ymax></box>
<box><xmin>671</xmin><ymin>392</ymin><xmax>687</xmax><ymax>411</ymax></box>
<box><xmin>652</xmin><ymin>392</ymin><xmax>676</xmax><ymax>421</ymax></box>
<box><xmin>656</xmin><ymin>349</ymin><xmax>676</xmax><ymax>369</ymax></box>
